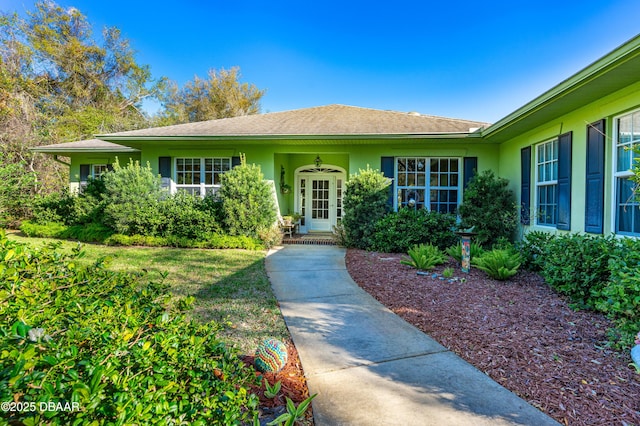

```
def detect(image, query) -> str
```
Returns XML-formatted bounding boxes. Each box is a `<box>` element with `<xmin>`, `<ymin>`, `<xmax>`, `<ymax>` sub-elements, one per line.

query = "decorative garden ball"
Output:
<box><xmin>254</xmin><ymin>338</ymin><xmax>288</xmax><ymax>373</ymax></box>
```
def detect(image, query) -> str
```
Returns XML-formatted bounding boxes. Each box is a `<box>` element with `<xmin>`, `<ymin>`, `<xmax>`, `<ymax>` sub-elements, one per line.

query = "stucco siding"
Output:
<box><xmin>498</xmin><ymin>80</ymin><xmax>640</xmax><ymax>236</ymax></box>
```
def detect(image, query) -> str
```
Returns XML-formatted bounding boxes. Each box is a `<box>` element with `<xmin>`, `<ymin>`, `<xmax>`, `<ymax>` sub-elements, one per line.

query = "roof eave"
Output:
<box><xmin>482</xmin><ymin>34</ymin><xmax>640</xmax><ymax>140</ymax></box>
<box><xmin>32</xmin><ymin>147</ymin><xmax>140</xmax><ymax>153</ymax></box>
<box><xmin>98</xmin><ymin>132</ymin><xmax>481</xmax><ymax>142</ymax></box>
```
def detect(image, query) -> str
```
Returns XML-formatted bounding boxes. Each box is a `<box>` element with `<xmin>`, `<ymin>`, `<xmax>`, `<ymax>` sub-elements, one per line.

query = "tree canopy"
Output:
<box><xmin>156</xmin><ymin>67</ymin><xmax>265</xmax><ymax>125</ymax></box>
<box><xmin>0</xmin><ymin>1</ymin><xmax>265</xmax><ymax>198</ymax></box>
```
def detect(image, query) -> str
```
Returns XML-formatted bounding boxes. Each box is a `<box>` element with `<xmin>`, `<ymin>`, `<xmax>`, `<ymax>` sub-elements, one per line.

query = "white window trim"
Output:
<box><xmin>534</xmin><ymin>139</ymin><xmax>559</xmax><ymax>227</ymax></box>
<box><xmin>393</xmin><ymin>157</ymin><xmax>462</xmax><ymax>212</ymax></box>
<box><xmin>611</xmin><ymin>108</ymin><xmax>640</xmax><ymax>237</ymax></box>
<box><xmin>174</xmin><ymin>157</ymin><xmax>232</xmax><ymax>196</ymax></box>
<box><xmin>91</xmin><ymin>164</ymin><xmax>109</xmax><ymax>178</ymax></box>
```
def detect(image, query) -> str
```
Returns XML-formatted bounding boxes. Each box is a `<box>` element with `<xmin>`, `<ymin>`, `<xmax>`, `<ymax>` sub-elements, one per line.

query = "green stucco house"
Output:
<box><xmin>35</xmin><ymin>34</ymin><xmax>640</xmax><ymax>238</ymax></box>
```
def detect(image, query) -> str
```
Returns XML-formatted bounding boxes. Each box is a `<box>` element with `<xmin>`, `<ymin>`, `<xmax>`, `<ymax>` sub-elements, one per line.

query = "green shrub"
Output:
<box><xmin>517</xmin><ymin>230</ymin><xmax>555</xmax><ymax>271</ymax></box>
<box><xmin>342</xmin><ymin>166</ymin><xmax>390</xmax><ymax>249</ymax></box>
<box><xmin>539</xmin><ymin>233</ymin><xmax>616</xmax><ymax>309</ymax></box>
<box><xmin>400</xmin><ymin>244</ymin><xmax>447</xmax><ymax>271</ymax></box>
<box><xmin>158</xmin><ymin>192</ymin><xmax>222</xmax><ymax>239</ymax></box>
<box><xmin>59</xmin><ymin>223</ymin><xmax>114</xmax><ymax>242</ymax></box>
<box><xmin>32</xmin><ymin>179</ymin><xmax>109</xmax><ymax>228</ymax></box>
<box><xmin>597</xmin><ymin>238</ymin><xmax>640</xmax><ymax>349</ymax></box>
<box><xmin>32</xmin><ymin>189</ymin><xmax>77</xmax><ymax>225</ymax></box>
<box><xmin>472</xmin><ymin>248</ymin><xmax>522</xmax><ymax>280</ymax></box>
<box><xmin>0</xmin><ymin>232</ymin><xmax>260</xmax><ymax>424</ymax></box>
<box><xmin>101</xmin><ymin>159</ymin><xmax>166</xmax><ymax>236</ymax></box>
<box><xmin>370</xmin><ymin>208</ymin><xmax>457</xmax><ymax>252</ymax></box>
<box><xmin>19</xmin><ymin>221</ymin><xmax>68</xmax><ymax>238</ymax></box>
<box><xmin>19</xmin><ymin>221</ymin><xmax>113</xmax><ymax>243</ymax></box>
<box><xmin>218</xmin><ymin>154</ymin><xmax>277</xmax><ymax>240</ymax></box>
<box><xmin>457</xmin><ymin>170</ymin><xmax>519</xmax><ymax>248</ymax></box>
<box><xmin>446</xmin><ymin>241</ymin><xmax>486</xmax><ymax>262</ymax></box>
<box><xmin>194</xmin><ymin>233</ymin><xmax>264</xmax><ymax>250</ymax></box>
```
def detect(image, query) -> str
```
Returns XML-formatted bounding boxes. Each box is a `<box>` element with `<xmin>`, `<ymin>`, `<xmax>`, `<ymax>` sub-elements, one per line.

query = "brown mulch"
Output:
<box><xmin>242</xmin><ymin>340</ymin><xmax>313</xmax><ymax>424</ymax></box>
<box><xmin>345</xmin><ymin>249</ymin><xmax>640</xmax><ymax>426</ymax></box>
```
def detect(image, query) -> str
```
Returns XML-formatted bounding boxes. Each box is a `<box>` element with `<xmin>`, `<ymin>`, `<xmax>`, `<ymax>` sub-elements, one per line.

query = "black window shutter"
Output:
<box><xmin>463</xmin><ymin>157</ymin><xmax>478</xmax><ymax>188</ymax></box>
<box><xmin>79</xmin><ymin>164</ymin><xmax>90</xmax><ymax>182</ymax></box>
<box><xmin>520</xmin><ymin>147</ymin><xmax>531</xmax><ymax>225</ymax></box>
<box><xmin>232</xmin><ymin>156</ymin><xmax>241</xmax><ymax>168</ymax></box>
<box><xmin>556</xmin><ymin>132</ymin><xmax>572</xmax><ymax>231</ymax></box>
<box><xmin>159</xmin><ymin>156</ymin><xmax>171</xmax><ymax>178</ymax></box>
<box><xmin>585</xmin><ymin>120</ymin><xmax>605</xmax><ymax>234</ymax></box>
<box><xmin>380</xmin><ymin>156</ymin><xmax>395</xmax><ymax>210</ymax></box>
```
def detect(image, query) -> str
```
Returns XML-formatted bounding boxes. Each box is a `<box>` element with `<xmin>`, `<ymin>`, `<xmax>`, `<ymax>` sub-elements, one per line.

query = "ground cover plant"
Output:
<box><xmin>0</xmin><ymin>232</ymin><xmax>260</xmax><ymax>424</ymax></box>
<box><xmin>5</xmin><ymin>232</ymin><xmax>287</xmax><ymax>354</ymax></box>
<box><xmin>3</xmin><ymin>232</ymin><xmax>313</xmax><ymax>424</ymax></box>
<box><xmin>346</xmin><ymin>249</ymin><xmax>640</xmax><ymax>425</ymax></box>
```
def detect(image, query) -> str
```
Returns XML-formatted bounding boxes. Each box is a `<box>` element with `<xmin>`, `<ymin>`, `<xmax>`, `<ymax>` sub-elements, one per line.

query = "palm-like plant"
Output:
<box><xmin>400</xmin><ymin>244</ymin><xmax>447</xmax><ymax>271</ymax></box>
<box><xmin>472</xmin><ymin>248</ymin><xmax>522</xmax><ymax>280</ymax></box>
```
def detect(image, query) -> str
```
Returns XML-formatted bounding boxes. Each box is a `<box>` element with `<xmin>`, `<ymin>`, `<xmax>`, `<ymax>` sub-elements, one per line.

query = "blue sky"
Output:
<box><xmin>4</xmin><ymin>0</ymin><xmax>640</xmax><ymax>123</ymax></box>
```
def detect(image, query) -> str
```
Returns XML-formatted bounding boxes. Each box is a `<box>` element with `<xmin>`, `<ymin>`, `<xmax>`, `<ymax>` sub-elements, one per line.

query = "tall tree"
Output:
<box><xmin>157</xmin><ymin>67</ymin><xmax>265</xmax><ymax>125</ymax></box>
<box><xmin>0</xmin><ymin>1</ymin><xmax>163</xmax><ymax>193</ymax></box>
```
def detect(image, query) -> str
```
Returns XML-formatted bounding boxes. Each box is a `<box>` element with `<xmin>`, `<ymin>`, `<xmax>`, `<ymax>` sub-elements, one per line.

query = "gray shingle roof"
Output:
<box><xmin>32</xmin><ymin>139</ymin><xmax>139</xmax><ymax>152</ymax></box>
<box><xmin>99</xmin><ymin>104</ymin><xmax>490</xmax><ymax>139</ymax></box>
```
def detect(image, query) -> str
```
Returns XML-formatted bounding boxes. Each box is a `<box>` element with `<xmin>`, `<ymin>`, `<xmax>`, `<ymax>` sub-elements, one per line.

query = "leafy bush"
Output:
<box><xmin>516</xmin><ymin>230</ymin><xmax>555</xmax><ymax>271</ymax></box>
<box><xmin>597</xmin><ymin>238</ymin><xmax>640</xmax><ymax>349</ymax></box>
<box><xmin>101</xmin><ymin>159</ymin><xmax>166</xmax><ymax>236</ymax></box>
<box><xmin>457</xmin><ymin>170</ymin><xmax>518</xmax><ymax>248</ymax></box>
<box><xmin>19</xmin><ymin>221</ymin><xmax>113</xmax><ymax>242</ymax></box>
<box><xmin>341</xmin><ymin>166</ymin><xmax>390</xmax><ymax>249</ymax></box>
<box><xmin>218</xmin><ymin>154</ymin><xmax>277</xmax><ymax>240</ymax></box>
<box><xmin>19</xmin><ymin>221</ymin><xmax>68</xmax><ymax>238</ymax></box>
<box><xmin>472</xmin><ymin>248</ymin><xmax>522</xmax><ymax>280</ymax></box>
<box><xmin>32</xmin><ymin>189</ymin><xmax>77</xmax><ymax>225</ymax></box>
<box><xmin>257</xmin><ymin>224</ymin><xmax>283</xmax><ymax>249</ymax></box>
<box><xmin>400</xmin><ymin>244</ymin><xmax>447</xmax><ymax>270</ymax></box>
<box><xmin>158</xmin><ymin>192</ymin><xmax>222</xmax><ymax>239</ymax></box>
<box><xmin>539</xmin><ymin>233</ymin><xmax>617</xmax><ymax>309</ymax></box>
<box><xmin>446</xmin><ymin>241</ymin><xmax>486</xmax><ymax>262</ymax></box>
<box><xmin>0</xmin><ymin>232</ymin><xmax>260</xmax><ymax>424</ymax></box>
<box><xmin>32</xmin><ymin>178</ymin><xmax>108</xmax><ymax>227</ymax></box>
<box><xmin>59</xmin><ymin>223</ymin><xmax>114</xmax><ymax>242</ymax></box>
<box><xmin>370</xmin><ymin>208</ymin><xmax>457</xmax><ymax>252</ymax></box>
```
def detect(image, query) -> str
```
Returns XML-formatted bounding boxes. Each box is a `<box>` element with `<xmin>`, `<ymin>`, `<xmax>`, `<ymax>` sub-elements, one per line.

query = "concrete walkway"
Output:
<box><xmin>265</xmin><ymin>245</ymin><xmax>560</xmax><ymax>426</ymax></box>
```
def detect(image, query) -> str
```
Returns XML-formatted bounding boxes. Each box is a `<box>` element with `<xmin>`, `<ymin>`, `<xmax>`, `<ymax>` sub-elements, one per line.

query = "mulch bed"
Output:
<box><xmin>345</xmin><ymin>249</ymin><xmax>640</xmax><ymax>426</ymax></box>
<box><xmin>242</xmin><ymin>341</ymin><xmax>314</xmax><ymax>425</ymax></box>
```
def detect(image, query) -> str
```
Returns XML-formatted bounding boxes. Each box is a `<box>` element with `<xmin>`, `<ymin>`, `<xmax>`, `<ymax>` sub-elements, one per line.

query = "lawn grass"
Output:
<box><xmin>5</xmin><ymin>231</ymin><xmax>289</xmax><ymax>354</ymax></box>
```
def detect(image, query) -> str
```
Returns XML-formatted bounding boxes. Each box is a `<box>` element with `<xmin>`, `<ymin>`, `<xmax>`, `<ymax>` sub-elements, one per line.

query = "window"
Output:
<box><xmin>396</xmin><ymin>157</ymin><xmax>460</xmax><ymax>213</ymax></box>
<box><xmin>535</xmin><ymin>139</ymin><xmax>558</xmax><ymax>226</ymax></box>
<box><xmin>614</xmin><ymin>109</ymin><xmax>640</xmax><ymax>236</ymax></box>
<box><xmin>176</xmin><ymin>157</ymin><xmax>231</xmax><ymax>196</ymax></box>
<box><xmin>92</xmin><ymin>164</ymin><xmax>109</xmax><ymax>177</ymax></box>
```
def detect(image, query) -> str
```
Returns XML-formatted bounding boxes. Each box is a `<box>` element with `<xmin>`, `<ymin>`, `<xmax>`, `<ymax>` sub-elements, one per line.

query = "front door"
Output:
<box><xmin>309</xmin><ymin>178</ymin><xmax>331</xmax><ymax>231</ymax></box>
<box><xmin>296</xmin><ymin>166</ymin><xmax>345</xmax><ymax>233</ymax></box>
